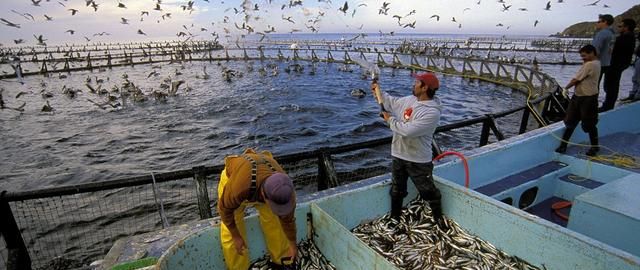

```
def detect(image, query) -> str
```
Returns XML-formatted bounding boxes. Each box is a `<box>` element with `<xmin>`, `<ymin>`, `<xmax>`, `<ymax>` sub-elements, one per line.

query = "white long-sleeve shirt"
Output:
<box><xmin>381</xmin><ymin>91</ymin><xmax>442</xmax><ymax>163</ymax></box>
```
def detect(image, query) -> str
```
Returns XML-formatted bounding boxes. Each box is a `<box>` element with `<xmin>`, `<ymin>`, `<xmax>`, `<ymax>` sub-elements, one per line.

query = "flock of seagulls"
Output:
<box><xmin>0</xmin><ymin>0</ymin><xmax>618</xmax><ymax>47</ymax></box>
<box><xmin>0</xmin><ymin>52</ymin><xmax>387</xmax><ymax>114</ymax></box>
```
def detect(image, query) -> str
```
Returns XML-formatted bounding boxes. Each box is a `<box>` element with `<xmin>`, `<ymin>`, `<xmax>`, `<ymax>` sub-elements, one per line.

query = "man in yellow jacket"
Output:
<box><xmin>217</xmin><ymin>149</ymin><xmax>297</xmax><ymax>270</ymax></box>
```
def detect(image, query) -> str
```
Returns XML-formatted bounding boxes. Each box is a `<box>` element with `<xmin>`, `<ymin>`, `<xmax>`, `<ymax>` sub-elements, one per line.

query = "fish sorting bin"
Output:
<box><xmin>148</xmin><ymin>168</ymin><xmax>639</xmax><ymax>269</ymax></box>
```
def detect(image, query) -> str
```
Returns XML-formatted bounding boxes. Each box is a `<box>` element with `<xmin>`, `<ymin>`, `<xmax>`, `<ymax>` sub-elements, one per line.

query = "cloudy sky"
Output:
<box><xmin>0</xmin><ymin>0</ymin><xmax>637</xmax><ymax>46</ymax></box>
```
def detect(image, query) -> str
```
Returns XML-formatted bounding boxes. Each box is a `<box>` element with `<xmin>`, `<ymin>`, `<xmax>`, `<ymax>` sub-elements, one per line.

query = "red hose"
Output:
<box><xmin>434</xmin><ymin>151</ymin><xmax>470</xmax><ymax>188</ymax></box>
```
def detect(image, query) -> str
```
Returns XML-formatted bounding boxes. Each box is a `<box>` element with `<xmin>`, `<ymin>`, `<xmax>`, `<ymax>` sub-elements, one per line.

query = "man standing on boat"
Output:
<box><xmin>217</xmin><ymin>148</ymin><xmax>297</xmax><ymax>270</ymax></box>
<box><xmin>556</xmin><ymin>45</ymin><xmax>601</xmax><ymax>156</ymax></box>
<box><xmin>591</xmin><ymin>14</ymin><xmax>614</xmax><ymax>92</ymax></box>
<box><xmin>371</xmin><ymin>72</ymin><xmax>444</xmax><ymax>225</ymax></box>
<box><xmin>601</xmin><ymin>18</ymin><xmax>637</xmax><ymax>111</ymax></box>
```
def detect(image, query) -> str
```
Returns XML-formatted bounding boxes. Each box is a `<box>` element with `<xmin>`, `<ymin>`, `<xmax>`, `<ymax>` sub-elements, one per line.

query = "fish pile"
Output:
<box><xmin>352</xmin><ymin>199</ymin><xmax>540</xmax><ymax>270</ymax></box>
<box><xmin>250</xmin><ymin>238</ymin><xmax>336</xmax><ymax>270</ymax></box>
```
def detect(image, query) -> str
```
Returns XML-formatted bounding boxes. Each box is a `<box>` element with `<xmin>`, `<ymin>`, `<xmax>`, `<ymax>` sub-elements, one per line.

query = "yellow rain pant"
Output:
<box><xmin>218</xmin><ymin>169</ymin><xmax>291</xmax><ymax>270</ymax></box>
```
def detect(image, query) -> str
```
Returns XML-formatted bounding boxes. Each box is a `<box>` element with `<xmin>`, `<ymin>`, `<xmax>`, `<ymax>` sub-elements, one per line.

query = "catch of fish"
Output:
<box><xmin>352</xmin><ymin>198</ymin><xmax>540</xmax><ymax>270</ymax></box>
<box><xmin>249</xmin><ymin>238</ymin><xmax>336</xmax><ymax>270</ymax></box>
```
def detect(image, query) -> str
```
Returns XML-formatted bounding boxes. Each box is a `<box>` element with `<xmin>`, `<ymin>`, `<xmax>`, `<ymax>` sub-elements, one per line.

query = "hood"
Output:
<box><xmin>417</xmin><ymin>96</ymin><xmax>443</xmax><ymax>112</ymax></box>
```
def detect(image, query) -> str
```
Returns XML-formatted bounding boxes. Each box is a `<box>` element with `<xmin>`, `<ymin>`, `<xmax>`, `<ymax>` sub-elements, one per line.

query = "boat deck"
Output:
<box><xmin>564</xmin><ymin>131</ymin><xmax>640</xmax><ymax>173</ymax></box>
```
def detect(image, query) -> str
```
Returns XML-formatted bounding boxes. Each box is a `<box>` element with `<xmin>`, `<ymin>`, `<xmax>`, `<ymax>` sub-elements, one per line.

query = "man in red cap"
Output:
<box><xmin>371</xmin><ymin>72</ymin><xmax>444</xmax><ymax>225</ymax></box>
<box><xmin>217</xmin><ymin>149</ymin><xmax>297</xmax><ymax>270</ymax></box>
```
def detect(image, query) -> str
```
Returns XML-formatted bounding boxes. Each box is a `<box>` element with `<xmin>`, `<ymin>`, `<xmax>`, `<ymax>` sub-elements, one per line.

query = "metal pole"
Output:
<box><xmin>519</xmin><ymin>107</ymin><xmax>531</xmax><ymax>134</ymax></box>
<box><xmin>0</xmin><ymin>192</ymin><xmax>32</xmax><ymax>270</ymax></box>
<box><xmin>479</xmin><ymin>118</ymin><xmax>491</xmax><ymax>147</ymax></box>
<box><xmin>432</xmin><ymin>139</ymin><xmax>443</xmax><ymax>159</ymax></box>
<box><xmin>487</xmin><ymin>115</ymin><xmax>505</xmax><ymax>141</ymax></box>
<box><xmin>193</xmin><ymin>166</ymin><xmax>213</xmax><ymax>219</ymax></box>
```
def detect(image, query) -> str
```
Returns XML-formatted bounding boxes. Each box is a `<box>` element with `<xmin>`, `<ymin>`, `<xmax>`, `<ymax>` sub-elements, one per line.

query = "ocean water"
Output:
<box><xmin>0</xmin><ymin>33</ymin><xmax>635</xmax><ymax>191</ymax></box>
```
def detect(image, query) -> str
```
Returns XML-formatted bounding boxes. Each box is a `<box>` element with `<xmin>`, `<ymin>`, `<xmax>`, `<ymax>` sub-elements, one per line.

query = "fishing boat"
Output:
<box><xmin>103</xmin><ymin>102</ymin><xmax>640</xmax><ymax>270</ymax></box>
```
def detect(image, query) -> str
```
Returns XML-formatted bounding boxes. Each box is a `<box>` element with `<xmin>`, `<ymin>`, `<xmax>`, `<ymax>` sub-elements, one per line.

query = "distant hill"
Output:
<box><xmin>554</xmin><ymin>4</ymin><xmax>640</xmax><ymax>38</ymax></box>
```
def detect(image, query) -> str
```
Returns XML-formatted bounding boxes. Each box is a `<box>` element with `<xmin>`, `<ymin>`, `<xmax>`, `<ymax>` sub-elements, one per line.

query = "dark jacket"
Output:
<box><xmin>611</xmin><ymin>31</ymin><xmax>636</xmax><ymax>70</ymax></box>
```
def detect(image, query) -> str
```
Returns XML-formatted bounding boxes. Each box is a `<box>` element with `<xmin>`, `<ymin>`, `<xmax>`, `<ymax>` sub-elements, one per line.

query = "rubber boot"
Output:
<box><xmin>430</xmin><ymin>200</ymin><xmax>444</xmax><ymax>227</ymax></box>
<box><xmin>390</xmin><ymin>196</ymin><xmax>403</xmax><ymax>221</ymax></box>
<box><xmin>555</xmin><ymin>126</ymin><xmax>575</xmax><ymax>154</ymax></box>
<box><xmin>586</xmin><ymin>130</ymin><xmax>599</xmax><ymax>157</ymax></box>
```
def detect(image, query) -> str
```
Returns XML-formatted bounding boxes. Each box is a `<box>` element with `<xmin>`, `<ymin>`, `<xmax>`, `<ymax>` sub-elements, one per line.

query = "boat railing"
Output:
<box><xmin>0</xmin><ymin>42</ymin><xmax>565</xmax><ymax>270</ymax></box>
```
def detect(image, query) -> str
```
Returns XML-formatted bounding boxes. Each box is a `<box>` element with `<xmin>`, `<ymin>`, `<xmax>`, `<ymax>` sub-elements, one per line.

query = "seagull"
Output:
<box><xmin>403</xmin><ymin>21</ymin><xmax>416</xmax><ymax>28</ymax></box>
<box><xmin>44</xmin><ymin>14</ymin><xmax>53</xmax><ymax>21</ymax></box>
<box><xmin>180</xmin><ymin>1</ymin><xmax>194</xmax><ymax>11</ymax></box>
<box><xmin>154</xmin><ymin>3</ymin><xmax>162</xmax><ymax>11</ymax></box>
<box><xmin>430</xmin><ymin>15</ymin><xmax>440</xmax><ymax>21</ymax></box>
<box><xmin>544</xmin><ymin>1</ymin><xmax>551</xmax><ymax>10</ymax></box>
<box><xmin>518</xmin><ymin>8</ymin><xmax>528</xmax><ymax>11</ymax></box>
<box><xmin>452</xmin><ymin>17</ymin><xmax>457</xmax><ymax>23</ymax></box>
<box><xmin>496</xmin><ymin>23</ymin><xmax>504</xmax><ymax>27</ymax></box>
<box><xmin>392</xmin><ymin>15</ymin><xmax>402</xmax><ymax>25</ymax></box>
<box><xmin>137</xmin><ymin>29</ymin><xmax>147</xmax><ymax>35</ymax></box>
<box><xmin>282</xmin><ymin>16</ymin><xmax>295</xmax><ymax>24</ymax></box>
<box><xmin>117</xmin><ymin>2</ymin><xmax>126</xmax><ymax>8</ymax></box>
<box><xmin>15</xmin><ymin>91</ymin><xmax>28</xmax><ymax>98</ymax></box>
<box><xmin>34</xmin><ymin>34</ymin><xmax>47</xmax><ymax>46</ymax></box>
<box><xmin>502</xmin><ymin>4</ymin><xmax>511</xmax><ymax>11</ymax></box>
<box><xmin>65</xmin><ymin>29</ymin><xmax>75</xmax><ymax>35</ymax></box>
<box><xmin>264</xmin><ymin>26</ymin><xmax>276</xmax><ymax>33</ymax></box>
<box><xmin>14</xmin><ymin>39</ymin><xmax>24</xmax><ymax>44</ymax></box>
<box><xmin>534</xmin><ymin>20</ymin><xmax>540</xmax><ymax>27</ymax></box>
<box><xmin>11</xmin><ymin>10</ymin><xmax>35</xmax><ymax>21</ymax></box>
<box><xmin>603</xmin><ymin>4</ymin><xmax>610</xmax><ymax>8</ymax></box>
<box><xmin>120</xmin><ymin>17</ymin><xmax>129</xmax><ymax>24</ymax></box>
<box><xmin>41</xmin><ymin>101</ymin><xmax>53</xmax><ymax>112</ymax></box>
<box><xmin>584</xmin><ymin>0</ymin><xmax>600</xmax><ymax>6</ymax></box>
<box><xmin>31</xmin><ymin>0</ymin><xmax>42</xmax><ymax>6</ymax></box>
<box><xmin>84</xmin><ymin>36</ymin><xmax>91</xmax><ymax>42</ymax></box>
<box><xmin>0</xmin><ymin>18</ymin><xmax>20</xmax><ymax>28</ymax></box>
<box><xmin>379</xmin><ymin>2</ymin><xmax>390</xmax><ymax>15</ymax></box>
<box><xmin>68</xmin><ymin>9</ymin><xmax>79</xmax><ymax>15</ymax></box>
<box><xmin>90</xmin><ymin>1</ymin><xmax>99</xmax><ymax>11</ymax></box>
<box><xmin>168</xmin><ymin>80</ymin><xmax>185</xmax><ymax>96</ymax></box>
<box><xmin>338</xmin><ymin>1</ymin><xmax>348</xmax><ymax>14</ymax></box>
<box><xmin>141</xmin><ymin>11</ymin><xmax>149</xmax><ymax>16</ymax></box>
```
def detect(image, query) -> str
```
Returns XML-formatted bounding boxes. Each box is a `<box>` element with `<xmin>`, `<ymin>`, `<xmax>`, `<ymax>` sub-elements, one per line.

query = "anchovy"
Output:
<box><xmin>352</xmin><ymin>198</ymin><xmax>540</xmax><ymax>270</ymax></box>
<box><xmin>250</xmin><ymin>238</ymin><xmax>337</xmax><ymax>270</ymax></box>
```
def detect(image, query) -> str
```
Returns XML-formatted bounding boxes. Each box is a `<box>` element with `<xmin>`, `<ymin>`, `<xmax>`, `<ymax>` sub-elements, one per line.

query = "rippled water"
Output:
<box><xmin>0</xmin><ymin>58</ymin><xmax>528</xmax><ymax>191</ymax></box>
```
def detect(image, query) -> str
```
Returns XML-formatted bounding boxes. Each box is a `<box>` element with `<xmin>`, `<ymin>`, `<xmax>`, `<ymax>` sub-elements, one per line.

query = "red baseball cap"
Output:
<box><xmin>412</xmin><ymin>72</ymin><xmax>440</xmax><ymax>90</ymax></box>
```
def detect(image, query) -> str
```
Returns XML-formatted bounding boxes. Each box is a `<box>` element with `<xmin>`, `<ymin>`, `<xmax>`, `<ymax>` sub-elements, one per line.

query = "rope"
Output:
<box><xmin>403</xmin><ymin>63</ymin><xmax>640</xmax><ymax>170</ymax></box>
<box><xmin>150</xmin><ymin>172</ymin><xmax>170</xmax><ymax>229</ymax></box>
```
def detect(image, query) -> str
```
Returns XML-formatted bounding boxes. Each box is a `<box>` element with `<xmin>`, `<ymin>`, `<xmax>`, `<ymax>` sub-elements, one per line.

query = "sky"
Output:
<box><xmin>0</xmin><ymin>0</ymin><xmax>637</xmax><ymax>46</ymax></box>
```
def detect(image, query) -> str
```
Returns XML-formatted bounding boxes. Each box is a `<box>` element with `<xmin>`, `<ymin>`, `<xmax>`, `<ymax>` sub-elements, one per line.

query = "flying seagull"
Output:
<box><xmin>0</xmin><ymin>18</ymin><xmax>20</xmax><ymax>28</ymax></box>
<box><xmin>338</xmin><ymin>1</ymin><xmax>348</xmax><ymax>14</ymax></box>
